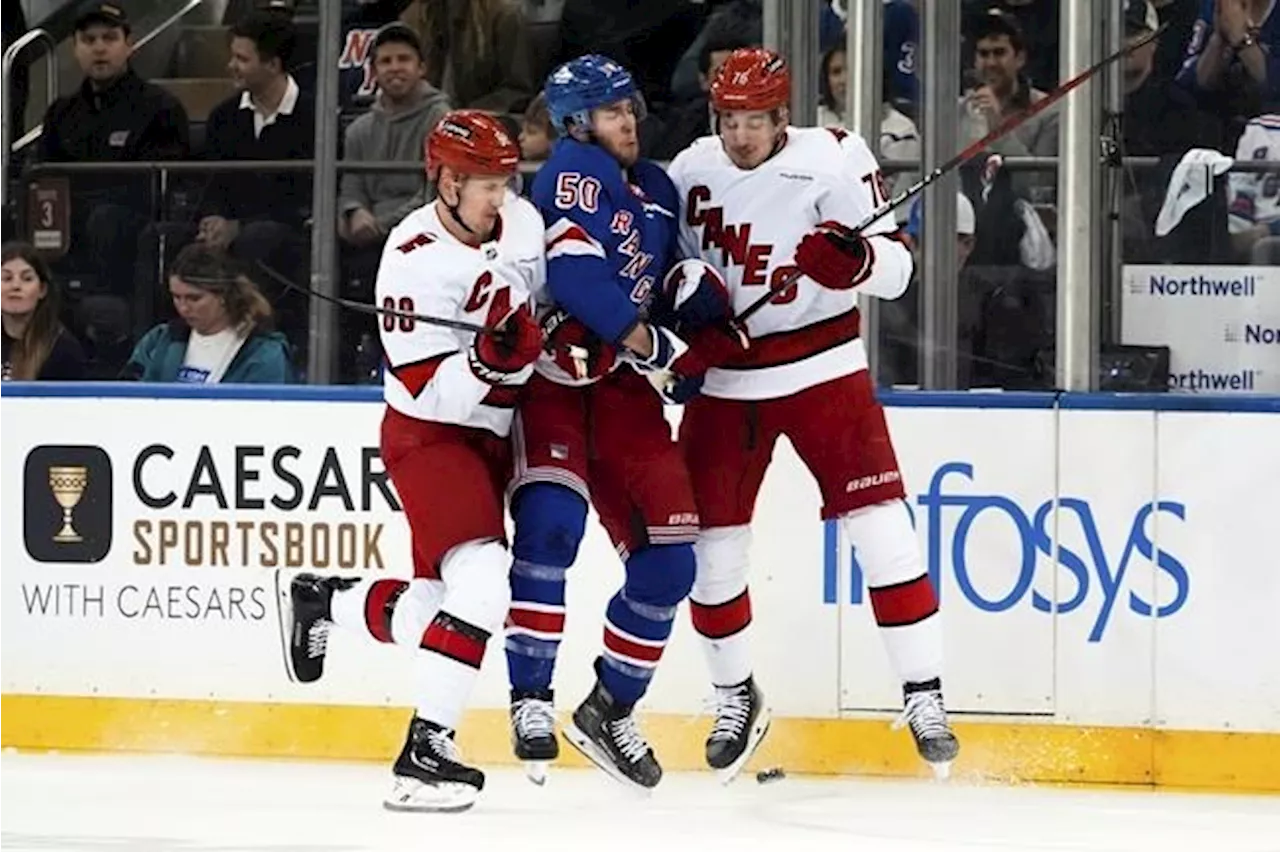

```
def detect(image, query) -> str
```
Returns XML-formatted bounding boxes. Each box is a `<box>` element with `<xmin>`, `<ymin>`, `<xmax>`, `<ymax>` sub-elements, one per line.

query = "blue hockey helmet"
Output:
<box><xmin>544</xmin><ymin>54</ymin><xmax>646</xmax><ymax>134</ymax></box>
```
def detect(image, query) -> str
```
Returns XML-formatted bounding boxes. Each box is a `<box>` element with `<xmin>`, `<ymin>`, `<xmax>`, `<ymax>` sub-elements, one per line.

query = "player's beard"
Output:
<box><xmin>603</xmin><ymin>136</ymin><xmax>640</xmax><ymax>168</ymax></box>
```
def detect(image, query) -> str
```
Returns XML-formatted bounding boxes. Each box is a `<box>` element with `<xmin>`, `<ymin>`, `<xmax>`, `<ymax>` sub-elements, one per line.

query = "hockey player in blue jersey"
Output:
<box><xmin>502</xmin><ymin>54</ymin><xmax>742</xmax><ymax>790</ymax></box>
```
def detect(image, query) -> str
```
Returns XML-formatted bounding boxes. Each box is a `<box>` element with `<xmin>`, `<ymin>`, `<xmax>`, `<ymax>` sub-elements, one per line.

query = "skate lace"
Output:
<box><xmin>606</xmin><ymin>715</ymin><xmax>651</xmax><ymax>764</ymax></box>
<box><xmin>512</xmin><ymin>698</ymin><xmax>556</xmax><ymax>740</ymax></box>
<box><xmin>706</xmin><ymin>689</ymin><xmax>752</xmax><ymax>742</ymax></box>
<box><xmin>893</xmin><ymin>690</ymin><xmax>950</xmax><ymax>740</ymax></box>
<box><xmin>426</xmin><ymin>728</ymin><xmax>463</xmax><ymax>764</ymax></box>
<box><xmin>306</xmin><ymin>620</ymin><xmax>330</xmax><ymax>660</ymax></box>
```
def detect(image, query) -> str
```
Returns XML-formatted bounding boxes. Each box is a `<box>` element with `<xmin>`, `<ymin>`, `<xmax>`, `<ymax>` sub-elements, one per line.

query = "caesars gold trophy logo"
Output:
<box><xmin>48</xmin><ymin>465</ymin><xmax>88</xmax><ymax>542</ymax></box>
<box><xmin>24</xmin><ymin>446</ymin><xmax>113</xmax><ymax>563</ymax></box>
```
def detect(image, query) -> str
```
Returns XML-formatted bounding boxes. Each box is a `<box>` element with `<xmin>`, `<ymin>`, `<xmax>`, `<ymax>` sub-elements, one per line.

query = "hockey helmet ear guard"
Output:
<box><xmin>543</xmin><ymin>54</ymin><xmax>648</xmax><ymax>137</ymax></box>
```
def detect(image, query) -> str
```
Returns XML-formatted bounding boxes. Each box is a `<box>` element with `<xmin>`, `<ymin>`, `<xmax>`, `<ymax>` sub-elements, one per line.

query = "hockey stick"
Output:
<box><xmin>733</xmin><ymin>22</ymin><xmax>1169</xmax><ymax>326</ymax></box>
<box><xmin>256</xmin><ymin>260</ymin><xmax>598</xmax><ymax>376</ymax></box>
<box><xmin>256</xmin><ymin>260</ymin><xmax>492</xmax><ymax>336</ymax></box>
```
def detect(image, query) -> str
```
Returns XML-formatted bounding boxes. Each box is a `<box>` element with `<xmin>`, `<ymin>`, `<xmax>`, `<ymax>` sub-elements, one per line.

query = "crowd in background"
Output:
<box><xmin>2</xmin><ymin>0</ymin><xmax>1278</xmax><ymax>389</ymax></box>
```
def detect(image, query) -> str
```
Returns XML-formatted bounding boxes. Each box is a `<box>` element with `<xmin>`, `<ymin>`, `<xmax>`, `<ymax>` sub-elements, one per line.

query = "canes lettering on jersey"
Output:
<box><xmin>685</xmin><ymin>185</ymin><xmax>793</xmax><ymax>298</ymax></box>
<box><xmin>667</xmin><ymin>126</ymin><xmax>913</xmax><ymax>400</ymax></box>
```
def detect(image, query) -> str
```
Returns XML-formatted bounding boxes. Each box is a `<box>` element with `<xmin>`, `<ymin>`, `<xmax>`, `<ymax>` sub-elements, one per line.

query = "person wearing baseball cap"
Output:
<box><xmin>72</xmin><ymin>2</ymin><xmax>131</xmax><ymax>34</ymax></box>
<box><xmin>36</xmin><ymin>0</ymin><xmax>189</xmax><ymax>330</ymax></box>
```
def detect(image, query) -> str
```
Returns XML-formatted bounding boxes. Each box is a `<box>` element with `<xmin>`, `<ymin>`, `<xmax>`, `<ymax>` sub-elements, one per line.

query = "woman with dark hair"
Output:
<box><xmin>124</xmin><ymin>244</ymin><xmax>294</xmax><ymax>383</ymax></box>
<box><xmin>1</xmin><ymin>242</ymin><xmax>86</xmax><ymax>381</ymax></box>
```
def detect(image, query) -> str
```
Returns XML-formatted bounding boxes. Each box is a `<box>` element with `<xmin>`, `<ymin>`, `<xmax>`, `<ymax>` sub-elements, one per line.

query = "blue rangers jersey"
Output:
<box><xmin>530</xmin><ymin>137</ymin><xmax>680</xmax><ymax>353</ymax></box>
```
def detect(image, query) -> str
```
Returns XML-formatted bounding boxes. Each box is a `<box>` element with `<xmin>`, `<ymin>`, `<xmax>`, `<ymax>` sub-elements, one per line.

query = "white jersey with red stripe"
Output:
<box><xmin>666</xmin><ymin>125</ymin><xmax>913</xmax><ymax>401</ymax></box>
<box><xmin>378</xmin><ymin>195</ymin><xmax>546</xmax><ymax>436</ymax></box>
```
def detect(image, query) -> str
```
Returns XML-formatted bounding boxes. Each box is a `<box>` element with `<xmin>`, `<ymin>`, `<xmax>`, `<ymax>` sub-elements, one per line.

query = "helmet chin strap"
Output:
<box><xmin>442</xmin><ymin>178</ymin><xmax>478</xmax><ymax>237</ymax></box>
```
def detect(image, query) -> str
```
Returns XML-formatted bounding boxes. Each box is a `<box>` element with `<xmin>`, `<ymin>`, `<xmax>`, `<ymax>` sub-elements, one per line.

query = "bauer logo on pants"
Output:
<box><xmin>23</xmin><ymin>445</ymin><xmax>113</xmax><ymax>564</ymax></box>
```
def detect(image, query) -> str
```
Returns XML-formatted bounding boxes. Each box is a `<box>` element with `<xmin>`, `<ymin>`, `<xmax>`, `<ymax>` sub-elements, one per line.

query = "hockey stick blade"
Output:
<box><xmin>256</xmin><ymin>261</ymin><xmax>491</xmax><ymax>336</ymax></box>
<box><xmin>732</xmin><ymin>22</ymin><xmax>1169</xmax><ymax>326</ymax></box>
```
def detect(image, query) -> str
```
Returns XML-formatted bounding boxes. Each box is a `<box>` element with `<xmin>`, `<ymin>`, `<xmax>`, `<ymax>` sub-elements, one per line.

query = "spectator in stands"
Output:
<box><xmin>1227</xmin><ymin>114</ymin><xmax>1280</xmax><ymax>263</ymax></box>
<box><xmin>671</xmin><ymin>0</ymin><xmax>845</xmax><ymax>104</ymax></box>
<box><xmin>399</xmin><ymin>0</ymin><xmax>535</xmax><ymax>112</ymax></box>
<box><xmin>960</xmin><ymin>11</ymin><xmax>1058</xmax><ymax>202</ymax></box>
<box><xmin>340</xmin><ymin>0</ymin><xmax>415</xmax><ymax>108</ymax></box>
<box><xmin>37</xmin><ymin>2</ymin><xmax>189</xmax><ymax>298</ymax></box>
<box><xmin>1124</xmin><ymin>0</ymin><xmax>1223</xmax><ymax>156</ymax></box>
<box><xmin>877</xmin><ymin>193</ymin><xmax>976</xmax><ymax>388</ymax></box>
<box><xmin>519</xmin><ymin>92</ymin><xmax>556</xmax><ymax>162</ymax></box>
<box><xmin>1177</xmin><ymin>0</ymin><xmax>1280</xmax><ymax>148</ymax></box>
<box><xmin>337</xmin><ymin>22</ymin><xmax>448</xmax><ymax>382</ymax></box>
<box><xmin>198</xmin><ymin>12</ymin><xmax>316</xmax><ymax>348</ymax></box>
<box><xmin>880</xmin><ymin>0</ymin><xmax>919</xmax><ymax>117</ymax></box>
<box><xmin>1</xmin><ymin>242</ymin><xmax>86</xmax><ymax>381</ymax></box>
<box><xmin>817</xmin><ymin>44</ymin><xmax>920</xmax><ymax>215</ymax></box>
<box><xmin>1121</xmin><ymin>0</ymin><xmax>1227</xmax><ymax>263</ymax></box>
<box><xmin>1153</xmin><ymin>0</ymin><xmax>1202</xmax><ymax>84</ymax></box>
<box><xmin>962</xmin><ymin>0</ymin><xmax>1058</xmax><ymax>91</ymax></box>
<box><xmin>642</xmin><ymin>10</ymin><xmax>759</xmax><ymax>161</ymax></box>
<box><xmin>339</xmin><ymin>24</ymin><xmax>449</xmax><ymax>249</ymax></box>
<box><xmin>125</xmin><ymin>244</ymin><xmax>292</xmax><ymax>384</ymax></box>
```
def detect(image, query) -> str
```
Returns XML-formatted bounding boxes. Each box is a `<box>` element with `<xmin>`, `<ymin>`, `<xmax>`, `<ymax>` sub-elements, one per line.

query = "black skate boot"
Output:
<box><xmin>385</xmin><ymin>716</ymin><xmax>485</xmax><ymax>812</ymax></box>
<box><xmin>894</xmin><ymin>678</ymin><xmax>960</xmax><ymax>779</ymax></box>
<box><xmin>562</xmin><ymin>672</ymin><xmax>662</xmax><ymax>791</ymax></box>
<box><xmin>510</xmin><ymin>688</ymin><xmax>558</xmax><ymax>785</ymax></box>
<box><xmin>275</xmin><ymin>571</ymin><xmax>356</xmax><ymax>683</ymax></box>
<box><xmin>705</xmin><ymin>676</ymin><xmax>772</xmax><ymax>784</ymax></box>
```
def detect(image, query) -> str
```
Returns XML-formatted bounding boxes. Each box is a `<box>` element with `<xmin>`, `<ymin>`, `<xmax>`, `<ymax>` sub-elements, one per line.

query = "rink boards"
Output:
<box><xmin>2</xmin><ymin>383</ymin><xmax>1278</xmax><ymax>792</ymax></box>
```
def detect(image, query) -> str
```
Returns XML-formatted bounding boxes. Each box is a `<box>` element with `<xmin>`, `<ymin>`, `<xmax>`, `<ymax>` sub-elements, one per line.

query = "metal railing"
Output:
<box><xmin>1</xmin><ymin>29</ymin><xmax>58</xmax><ymax>205</ymax></box>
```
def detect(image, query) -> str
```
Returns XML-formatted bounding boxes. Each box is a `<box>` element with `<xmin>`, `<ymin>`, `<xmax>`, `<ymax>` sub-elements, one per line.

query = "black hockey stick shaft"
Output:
<box><xmin>733</xmin><ymin>22</ymin><xmax>1168</xmax><ymax>326</ymax></box>
<box><xmin>257</xmin><ymin>261</ymin><xmax>492</xmax><ymax>336</ymax></box>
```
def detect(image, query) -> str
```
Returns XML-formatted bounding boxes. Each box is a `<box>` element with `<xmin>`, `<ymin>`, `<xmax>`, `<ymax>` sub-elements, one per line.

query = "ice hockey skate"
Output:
<box><xmin>510</xmin><ymin>688</ymin><xmax>558</xmax><ymax>785</ymax></box>
<box><xmin>275</xmin><ymin>571</ymin><xmax>356</xmax><ymax>684</ymax></box>
<box><xmin>894</xmin><ymin>678</ymin><xmax>960</xmax><ymax>779</ymax></box>
<box><xmin>562</xmin><ymin>676</ymin><xmax>661</xmax><ymax>791</ymax></box>
<box><xmin>705</xmin><ymin>676</ymin><xmax>772</xmax><ymax>784</ymax></box>
<box><xmin>384</xmin><ymin>717</ymin><xmax>485</xmax><ymax>812</ymax></box>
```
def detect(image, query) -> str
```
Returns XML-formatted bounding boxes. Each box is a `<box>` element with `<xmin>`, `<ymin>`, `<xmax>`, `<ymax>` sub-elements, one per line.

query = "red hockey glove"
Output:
<box><xmin>794</xmin><ymin>220</ymin><xmax>873</xmax><ymax>290</ymax></box>
<box><xmin>469</xmin><ymin>292</ymin><xmax>543</xmax><ymax>383</ymax></box>
<box><xmin>541</xmin><ymin>308</ymin><xmax>617</xmax><ymax>381</ymax></box>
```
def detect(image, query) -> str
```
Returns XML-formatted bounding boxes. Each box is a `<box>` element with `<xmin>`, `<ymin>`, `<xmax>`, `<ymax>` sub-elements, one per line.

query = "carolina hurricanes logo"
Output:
<box><xmin>463</xmin><ymin>271</ymin><xmax>505</xmax><ymax>313</ymax></box>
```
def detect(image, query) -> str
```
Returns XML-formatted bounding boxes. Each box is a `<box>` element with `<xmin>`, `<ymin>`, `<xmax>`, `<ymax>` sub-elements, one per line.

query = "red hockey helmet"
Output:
<box><xmin>709</xmin><ymin>47</ymin><xmax>791</xmax><ymax>113</ymax></box>
<box><xmin>425</xmin><ymin>110</ymin><xmax>520</xmax><ymax>182</ymax></box>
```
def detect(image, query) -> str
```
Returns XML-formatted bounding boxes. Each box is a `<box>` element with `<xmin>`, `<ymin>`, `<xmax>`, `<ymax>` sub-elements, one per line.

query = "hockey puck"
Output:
<box><xmin>756</xmin><ymin>767</ymin><xmax>786</xmax><ymax>784</ymax></box>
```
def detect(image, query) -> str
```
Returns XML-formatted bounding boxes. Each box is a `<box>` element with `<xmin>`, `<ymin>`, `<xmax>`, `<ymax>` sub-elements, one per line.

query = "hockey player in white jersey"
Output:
<box><xmin>665</xmin><ymin>48</ymin><xmax>959</xmax><ymax>781</ymax></box>
<box><xmin>275</xmin><ymin>110</ymin><xmax>545</xmax><ymax>812</ymax></box>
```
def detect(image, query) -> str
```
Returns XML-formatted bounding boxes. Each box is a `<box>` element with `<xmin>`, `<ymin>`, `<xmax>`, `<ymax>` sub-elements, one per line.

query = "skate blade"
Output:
<box><xmin>272</xmin><ymin>569</ymin><xmax>303</xmax><ymax>684</ymax></box>
<box><xmin>714</xmin><ymin>708</ymin><xmax>773</xmax><ymax>786</ymax></box>
<box><xmin>928</xmin><ymin>760</ymin><xmax>953</xmax><ymax>781</ymax></box>
<box><xmin>561</xmin><ymin>722</ymin><xmax>654</xmax><ymax>796</ymax></box>
<box><xmin>523</xmin><ymin>760</ymin><xmax>550</xmax><ymax>786</ymax></box>
<box><xmin>383</xmin><ymin>776</ymin><xmax>478</xmax><ymax>813</ymax></box>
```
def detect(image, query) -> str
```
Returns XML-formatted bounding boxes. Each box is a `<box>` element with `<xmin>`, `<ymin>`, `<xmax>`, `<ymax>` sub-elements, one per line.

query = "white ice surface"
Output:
<box><xmin>2</xmin><ymin>752</ymin><xmax>1277</xmax><ymax>852</ymax></box>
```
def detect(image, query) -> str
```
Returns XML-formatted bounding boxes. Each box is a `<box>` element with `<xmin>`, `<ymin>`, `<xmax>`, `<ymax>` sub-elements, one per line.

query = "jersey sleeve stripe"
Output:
<box><xmin>545</xmin><ymin>217</ymin><xmax>607</xmax><ymax>260</ymax></box>
<box><xmin>389</xmin><ymin>352</ymin><xmax>452</xmax><ymax>398</ymax></box>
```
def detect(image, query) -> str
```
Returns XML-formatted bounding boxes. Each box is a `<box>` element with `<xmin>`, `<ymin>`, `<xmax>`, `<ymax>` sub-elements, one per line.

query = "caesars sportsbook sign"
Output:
<box><xmin>11</xmin><ymin>413</ymin><xmax>404</xmax><ymax>624</ymax></box>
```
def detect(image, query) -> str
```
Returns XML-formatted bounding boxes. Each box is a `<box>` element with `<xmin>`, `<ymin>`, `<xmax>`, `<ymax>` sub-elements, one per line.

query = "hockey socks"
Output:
<box><xmin>690</xmin><ymin>525</ymin><xmax>754</xmax><ymax>687</ymax></box>
<box><xmin>329</xmin><ymin>540</ymin><xmax>510</xmax><ymax>728</ymax></box>
<box><xmin>598</xmin><ymin>544</ymin><xmax>695</xmax><ymax>706</ymax></box>
<box><xmin>840</xmin><ymin>500</ymin><xmax>943</xmax><ymax>685</ymax></box>
<box><xmin>505</xmin><ymin>483</ymin><xmax>586</xmax><ymax>693</ymax></box>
